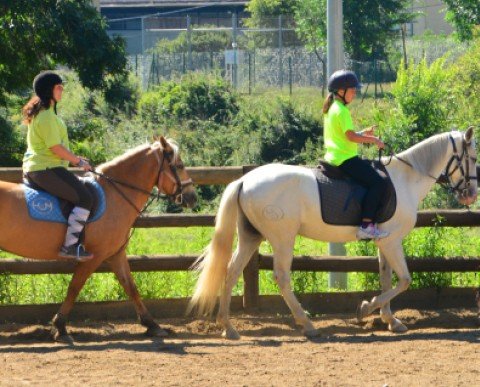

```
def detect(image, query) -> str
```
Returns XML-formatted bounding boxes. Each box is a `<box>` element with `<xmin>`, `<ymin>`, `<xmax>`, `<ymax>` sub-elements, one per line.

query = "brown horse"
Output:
<box><xmin>0</xmin><ymin>136</ymin><xmax>197</xmax><ymax>343</ymax></box>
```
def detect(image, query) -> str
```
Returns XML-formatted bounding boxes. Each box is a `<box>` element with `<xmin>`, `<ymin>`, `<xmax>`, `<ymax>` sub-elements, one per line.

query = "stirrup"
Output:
<box><xmin>59</xmin><ymin>244</ymin><xmax>94</xmax><ymax>262</ymax></box>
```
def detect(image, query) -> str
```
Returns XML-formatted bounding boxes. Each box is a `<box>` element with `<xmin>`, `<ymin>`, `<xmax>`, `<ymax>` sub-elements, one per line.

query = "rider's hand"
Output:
<box><xmin>77</xmin><ymin>157</ymin><xmax>92</xmax><ymax>171</ymax></box>
<box><xmin>362</xmin><ymin>125</ymin><xmax>377</xmax><ymax>137</ymax></box>
<box><xmin>375</xmin><ymin>138</ymin><xmax>385</xmax><ymax>149</ymax></box>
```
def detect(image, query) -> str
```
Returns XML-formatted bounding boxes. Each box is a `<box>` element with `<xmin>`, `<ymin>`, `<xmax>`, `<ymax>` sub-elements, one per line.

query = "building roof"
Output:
<box><xmin>100</xmin><ymin>0</ymin><xmax>247</xmax><ymax>7</ymax></box>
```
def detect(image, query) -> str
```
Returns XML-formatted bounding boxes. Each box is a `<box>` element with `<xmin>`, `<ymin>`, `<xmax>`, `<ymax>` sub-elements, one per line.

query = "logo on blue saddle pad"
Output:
<box><xmin>24</xmin><ymin>177</ymin><xmax>106</xmax><ymax>224</ymax></box>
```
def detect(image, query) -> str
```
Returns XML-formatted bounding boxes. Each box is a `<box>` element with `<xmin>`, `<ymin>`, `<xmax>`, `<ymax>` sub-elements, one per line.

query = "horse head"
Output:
<box><xmin>154</xmin><ymin>136</ymin><xmax>197</xmax><ymax>208</ymax></box>
<box><xmin>444</xmin><ymin>127</ymin><xmax>477</xmax><ymax>206</ymax></box>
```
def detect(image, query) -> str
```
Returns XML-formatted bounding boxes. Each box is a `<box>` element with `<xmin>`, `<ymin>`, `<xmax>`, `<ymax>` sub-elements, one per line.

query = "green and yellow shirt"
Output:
<box><xmin>23</xmin><ymin>106</ymin><xmax>70</xmax><ymax>172</ymax></box>
<box><xmin>323</xmin><ymin>99</ymin><xmax>357</xmax><ymax>166</ymax></box>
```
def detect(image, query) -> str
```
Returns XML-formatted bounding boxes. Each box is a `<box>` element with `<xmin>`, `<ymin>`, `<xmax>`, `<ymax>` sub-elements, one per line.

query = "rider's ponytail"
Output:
<box><xmin>322</xmin><ymin>92</ymin><xmax>335</xmax><ymax>114</ymax></box>
<box><xmin>22</xmin><ymin>96</ymin><xmax>49</xmax><ymax>124</ymax></box>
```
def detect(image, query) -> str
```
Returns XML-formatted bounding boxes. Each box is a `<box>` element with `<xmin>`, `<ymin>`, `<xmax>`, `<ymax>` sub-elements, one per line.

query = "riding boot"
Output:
<box><xmin>58</xmin><ymin>207</ymin><xmax>94</xmax><ymax>261</ymax></box>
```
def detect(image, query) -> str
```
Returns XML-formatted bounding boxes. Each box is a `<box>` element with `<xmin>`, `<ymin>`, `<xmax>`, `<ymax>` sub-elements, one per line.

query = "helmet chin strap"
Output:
<box><xmin>334</xmin><ymin>90</ymin><xmax>349</xmax><ymax>105</ymax></box>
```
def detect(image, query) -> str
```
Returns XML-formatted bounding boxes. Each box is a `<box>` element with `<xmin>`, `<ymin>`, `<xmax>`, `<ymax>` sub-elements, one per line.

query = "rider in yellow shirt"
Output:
<box><xmin>22</xmin><ymin>71</ymin><xmax>94</xmax><ymax>261</ymax></box>
<box><xmin>323</xmin><ymin>70</ymin><xmax>389</xmax><ymax>240</ymax></box>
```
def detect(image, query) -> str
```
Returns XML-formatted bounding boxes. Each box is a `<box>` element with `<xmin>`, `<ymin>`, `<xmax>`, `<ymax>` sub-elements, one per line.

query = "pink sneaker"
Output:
<box><xmin>356</xmin><ymin>224</ymin><xmax>389</xmax><ymax>240</ymax></box>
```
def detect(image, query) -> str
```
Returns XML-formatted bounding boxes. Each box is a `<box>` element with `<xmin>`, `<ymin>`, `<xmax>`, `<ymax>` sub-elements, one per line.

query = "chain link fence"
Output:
<box><xmin>113</xmin><ymin>14</ymin><xmax>466</xmax><ymax>94</ymax></box>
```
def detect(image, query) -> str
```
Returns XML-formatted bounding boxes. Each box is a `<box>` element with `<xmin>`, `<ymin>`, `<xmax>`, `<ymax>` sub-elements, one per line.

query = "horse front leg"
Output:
<box><xmin>52</xmin><ymin>258</ymin><xmax>103</xmax><ymax>343</ymax></box>
<box><xmin>378</xmin><ymin>251</ymin><xmax>408</xmax><ymax>333</ymax></box>
<box><xmin>108</xmin><ymin>250</ymin><xmax>168</xmax><ymax>338</ymax></box>
<box><xmin>357</xmin><ymin>241</ymin><xmax>411</xmax><ymax>332</ymax></box>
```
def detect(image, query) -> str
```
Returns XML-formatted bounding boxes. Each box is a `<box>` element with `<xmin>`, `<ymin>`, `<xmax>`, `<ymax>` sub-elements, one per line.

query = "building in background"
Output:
<box><xmin>407</xmin><ymin>0</ymin><xmax>453</xmax><ymax>36</ymax></box>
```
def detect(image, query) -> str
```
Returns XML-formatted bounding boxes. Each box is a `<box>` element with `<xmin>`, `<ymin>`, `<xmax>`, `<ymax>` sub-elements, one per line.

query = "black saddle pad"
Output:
<box><xmin>314</xmin><ymin>160</ymin><xmax>396</xmax><ymax>226</ymax></box>
<box><xmin>24</xmin><ymin>177</ymin><xmax>101</xmax><ymax>222</ymax></box>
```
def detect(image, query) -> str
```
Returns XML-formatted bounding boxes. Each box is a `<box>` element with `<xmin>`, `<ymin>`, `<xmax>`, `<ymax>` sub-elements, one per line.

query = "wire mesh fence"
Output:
<box><xmin>115</xmin><ymin>14</ymin><xmax>467</xmax><ymax>94</ymax></box>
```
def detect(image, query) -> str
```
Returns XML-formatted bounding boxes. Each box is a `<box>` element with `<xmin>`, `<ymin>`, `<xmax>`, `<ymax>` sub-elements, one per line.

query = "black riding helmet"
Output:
<box><xmin>33</xmin><ymin>71</ymin><xmax>63</xmax><ymax>103</ymax></box>
<box><xmin>327</xmin><ymin>70</ymin><xmax>361</xmax><ymax>92</ymax></box>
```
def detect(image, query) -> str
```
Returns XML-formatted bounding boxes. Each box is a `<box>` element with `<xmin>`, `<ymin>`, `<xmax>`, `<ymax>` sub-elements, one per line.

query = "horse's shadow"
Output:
<box><xmin>0</xmin><ymin>310</ymin><xmax>478</xmax><ymax>352</ymax></box>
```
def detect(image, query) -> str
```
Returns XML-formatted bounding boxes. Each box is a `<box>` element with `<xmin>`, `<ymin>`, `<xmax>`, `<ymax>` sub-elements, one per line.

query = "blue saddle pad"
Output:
<box><xmin>23</xmin><ymin>177</ymin><xmax>106</xmax><ymax>224</ymax></box>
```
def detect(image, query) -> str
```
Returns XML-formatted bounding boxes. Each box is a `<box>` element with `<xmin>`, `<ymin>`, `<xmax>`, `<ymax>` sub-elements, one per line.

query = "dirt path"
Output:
<box><xmin>1</xmin><ymin>308</ymin><xmax>479</xmax><ymax>386</ymax></box>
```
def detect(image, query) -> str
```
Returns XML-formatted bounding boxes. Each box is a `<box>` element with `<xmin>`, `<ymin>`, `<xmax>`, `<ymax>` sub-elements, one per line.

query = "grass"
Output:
<box><xmin>1</xmin><ymin>225</ymin><xmax>479</xmax><ymax>305</ymax></box>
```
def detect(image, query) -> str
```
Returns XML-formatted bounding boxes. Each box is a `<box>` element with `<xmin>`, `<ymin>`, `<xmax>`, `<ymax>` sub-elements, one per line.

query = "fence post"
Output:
<box><xmin>243</xmin><ymin>250</ymin><xmax>259</xmax><ymax>310</ymax></box>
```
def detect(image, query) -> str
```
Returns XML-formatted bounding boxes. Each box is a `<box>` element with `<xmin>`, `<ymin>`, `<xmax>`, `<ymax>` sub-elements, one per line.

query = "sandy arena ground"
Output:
<box><xmin>0</xmin><ymin>308</ymin><xmax>479</xmax><ymax>386</ymax></box>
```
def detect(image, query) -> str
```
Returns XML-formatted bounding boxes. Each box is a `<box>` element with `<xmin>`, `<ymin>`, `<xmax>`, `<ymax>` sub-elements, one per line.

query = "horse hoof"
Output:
<box><xmin>53</xmin><ymin>332</ymin><xmax>74</xmax><ymax>345</ymax></box>
<box><xmin>388</xmin><ymin>319</ymin><xmax>408</xmax><ymax>333</ymax></box>
<box><xmin>145</xmin><ymin>326</ymin><xmax>169</xmax><ymax>338</ymax></box>
<box><xmin>303</xmin><ymin>328</ymin><xmax>320</xmax><ymax>338</ymax></box>
<box><xmin>356</xmin><ymin>300</ymin><xmax>370</xmax><ymax>322</ymax></box>
<box><xmin>222</xmin><ymin>328</ymin><xmax>240</xmax><ymax>340</ymax></box>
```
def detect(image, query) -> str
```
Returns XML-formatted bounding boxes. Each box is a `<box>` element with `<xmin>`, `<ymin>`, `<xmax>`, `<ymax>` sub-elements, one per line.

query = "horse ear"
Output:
<box><xmin>159</xmin><ymin>136</ymin><xmax>170</xmax><ymax>150</ymax></box>
<box><xmin>465</xmin><ymin>126</ymin><xmax>475</xmax><ymax>143</ymax></box>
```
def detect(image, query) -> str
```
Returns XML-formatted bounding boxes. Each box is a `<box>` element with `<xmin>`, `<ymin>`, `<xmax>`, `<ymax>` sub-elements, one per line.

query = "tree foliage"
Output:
<box><xmin>444</xmin><ymin>0</ymin><xmax>480</xmax><ymax>41</ymax></box>
<box><xmin>0</xmin><ymin>0</ymin><xmax>126</xmax><ymax>103</ymax></box>
<box><xmin>248</xmin><ymin>0</ymin><xmax>415</xmax><ymax>61</ymax></box>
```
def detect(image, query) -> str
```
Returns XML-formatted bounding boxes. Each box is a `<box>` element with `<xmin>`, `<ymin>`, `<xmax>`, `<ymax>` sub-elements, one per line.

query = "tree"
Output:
<box><xmin>247</xmin><ymin>0</ymin><xmax>416</xmax><ymax>61</ymax></box>
<box><xmin>0</xmin><ymin>0</ymin><xmax>126</xmax><ymax>103</ymax></box>
<box><xmin>444</xmin><ymin>0</ymin><xmax>480</xmax><ymax>41</ymax></box>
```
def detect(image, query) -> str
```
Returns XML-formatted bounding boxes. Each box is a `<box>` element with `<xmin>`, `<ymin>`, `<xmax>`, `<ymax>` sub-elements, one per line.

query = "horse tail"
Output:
<box><xmin>187</xmin><ymin>179</ymin><xmax>243</xmax><ymax>316</ymax></box>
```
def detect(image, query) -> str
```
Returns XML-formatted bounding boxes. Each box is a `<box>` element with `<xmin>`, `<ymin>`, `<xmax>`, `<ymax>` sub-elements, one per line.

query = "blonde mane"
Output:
<box><xmin>396</xmin><ymin>132</ymin><xmax>452</xmax><ymax>177</ymax></box>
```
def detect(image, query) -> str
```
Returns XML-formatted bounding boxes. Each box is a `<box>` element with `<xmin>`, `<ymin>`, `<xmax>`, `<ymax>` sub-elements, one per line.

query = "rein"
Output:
<box><xmin>88</xmin><ymin>145</ymin><xmax>193</xmax><ymax>257</ymax></box>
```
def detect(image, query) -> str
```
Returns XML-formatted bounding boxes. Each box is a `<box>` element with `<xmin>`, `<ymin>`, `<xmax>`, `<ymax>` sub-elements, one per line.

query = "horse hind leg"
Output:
<box><xmin>378</xmin><ymin>252</ymin><xmax>408</xmax><ymax>333</ymax></box>
<box><xmin>270</xmin><ymin>235</ymin><xmax>319</xmax><ymax>338</ymax></box>
<box><xmin>108</xmin><ymin>250</ymin><xmax>168</xmax><ymax>337</ymax></box>
<box><xmin>217</xmin><ymin>213</ymin><xmax>262</xmax><ymax>340</ymax></box>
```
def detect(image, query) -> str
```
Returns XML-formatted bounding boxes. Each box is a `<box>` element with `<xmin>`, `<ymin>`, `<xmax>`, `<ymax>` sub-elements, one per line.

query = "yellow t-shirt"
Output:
<box><xmin>22</xmin><ymin>107</ymin><xmax>70</xmax><ymax>172</ymax></box>
<box><xmin>323</xmin><ymin>100</ymin><xmax>357</xmax><ymax>166</ymax></box>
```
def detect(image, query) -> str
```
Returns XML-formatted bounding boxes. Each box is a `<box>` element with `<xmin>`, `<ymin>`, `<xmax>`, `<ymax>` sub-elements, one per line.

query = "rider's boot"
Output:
<box><xmin>58</xmin><ymin>206</ymin><xmax>94</xmax><ymax>262</ymax></box>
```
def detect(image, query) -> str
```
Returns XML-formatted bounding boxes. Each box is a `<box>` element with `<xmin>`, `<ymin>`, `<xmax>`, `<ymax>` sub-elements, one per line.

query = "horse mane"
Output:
<box><xmin>97</xmin><ymin>138</ymin><xmax>179</xmax><ymax>174</ymax></box>
<box><xmin>396</xmin><ymin>131</ymin><xmax>453</xmax><ymax>176</ymax></box>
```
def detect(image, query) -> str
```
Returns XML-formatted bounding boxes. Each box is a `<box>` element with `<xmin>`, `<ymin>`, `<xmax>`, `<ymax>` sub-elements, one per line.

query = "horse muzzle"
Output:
<box><xmin>457</xmin><ymin>190</ymin><xmax>477</xmax><ymax>206</ymax></box>
<box><xmin>178</xmin><ymin>191</ymin><xmax>197</xmax><ymax>208</ymax></box>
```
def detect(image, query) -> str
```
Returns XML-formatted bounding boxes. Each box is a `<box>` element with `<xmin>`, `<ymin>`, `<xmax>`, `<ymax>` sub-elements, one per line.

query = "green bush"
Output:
<box><xmin>258</xmin><ymin>98</ymin><xmax>323</xmax><ymax>164</ymax></box>
<box><xmin>0</xmin><ymin>116</ymin><xmax>24</xmax><ymax>166</ymax></box>
<box><xmin>138</xmin><ymin>73</ymin><xmax>239</xmax><ymax>125</ymax></box>
<box><xmin>390</xmin><ymin>58</ymin><xmax>452</xmax><ymax>143</ymax></box>
<box><xmin>448</xmin><ymin>38</ymin><xmax>480</xmax><ymax>128</ymax></box>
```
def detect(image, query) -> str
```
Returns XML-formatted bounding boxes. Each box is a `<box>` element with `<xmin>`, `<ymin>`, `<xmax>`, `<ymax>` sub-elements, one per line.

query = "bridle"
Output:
<box><xmin>443</xmin><ymin>135</ymin><xmax>477</xmax><ymax>198</ymax></box>
<box><xmin>153</xmin><ymin>148</ymin><xmax>194</xmax><ymax>206</ymax></box>
<box><xmin>92</xmin><ymin>145</ymin><xmax>193</xmax><ymax>214</ymax></box>
<box><xmin>384</xmin><ymin>133</ymin><xmax>477</xmax><ymax>198</ymax></box>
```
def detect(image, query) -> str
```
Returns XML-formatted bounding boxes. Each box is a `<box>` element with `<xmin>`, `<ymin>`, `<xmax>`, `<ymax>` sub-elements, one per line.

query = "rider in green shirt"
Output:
<box><xmin>22</xmin><ymin>71</ymin><xmax>94</xmax><ymax>261</ymax></box>
<box><xmin>323</xmin><ymin>70</ymin><xmax>389</xmax><ymax>240</ymax></box>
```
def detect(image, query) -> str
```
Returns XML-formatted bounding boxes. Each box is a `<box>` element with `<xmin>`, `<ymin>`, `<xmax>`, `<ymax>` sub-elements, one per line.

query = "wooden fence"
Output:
<box><xmin>1</xmin><ymin>167</ymin><xmax>480</xmax><ymax>313</ymax></box>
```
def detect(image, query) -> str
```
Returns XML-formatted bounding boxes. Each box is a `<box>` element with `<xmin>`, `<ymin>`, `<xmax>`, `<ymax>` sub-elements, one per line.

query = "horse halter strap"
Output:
<box><xmin>444</xmin><ymin>134</ymin><xmax>477</xmax><ymax>196</ymax></box>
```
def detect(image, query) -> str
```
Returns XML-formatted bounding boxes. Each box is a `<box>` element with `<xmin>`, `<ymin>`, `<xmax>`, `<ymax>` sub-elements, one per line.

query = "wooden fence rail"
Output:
<box><xmin>1</xmin><ymin>167</ymin><xmax>480</xmax><ymax>312</ymax></box>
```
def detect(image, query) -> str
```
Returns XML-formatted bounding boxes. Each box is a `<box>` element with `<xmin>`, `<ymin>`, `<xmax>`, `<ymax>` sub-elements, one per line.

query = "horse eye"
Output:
<box><xmin>177</xmin><ymin>164</ymin><xmax>185</xmax><ymax>170</ymax></box>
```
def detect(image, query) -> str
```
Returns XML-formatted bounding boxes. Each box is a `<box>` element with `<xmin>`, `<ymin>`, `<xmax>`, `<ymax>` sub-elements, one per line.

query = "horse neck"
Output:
<box><xmin>97</xmin><ymin>146</ymin><xmax>159</xmax><ymax>211</ymax></box>
<box><xmin>386</xmin><ymin>133</ymin><xmax>451</xmax><ymax>204</ymax></box>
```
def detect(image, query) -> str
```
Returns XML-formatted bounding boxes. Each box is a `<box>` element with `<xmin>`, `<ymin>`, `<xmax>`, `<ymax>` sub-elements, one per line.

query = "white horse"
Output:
<box><xmin>189</xmin><ymin>128</ymin><xmax>477</xmax><ymax>339</ymax></box>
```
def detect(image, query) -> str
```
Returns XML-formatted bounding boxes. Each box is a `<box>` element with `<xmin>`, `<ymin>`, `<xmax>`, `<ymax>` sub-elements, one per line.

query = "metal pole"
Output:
<box><xmin>327</xmin><ymin>0</ymin><xmax>347</xmax><ymax>290</ymax></box>
<box><xmin>289</xmin><ymin>56</ymin><xmax>292</xmax><ymax>95</ymax></box>
<box><xmin>187</xmin><ymin>15</ymin><xmax>192</xmax><ymax>71</ymax></box>
<box><xmin>278</xmin><ymin>15</ymin><xmax>283</xmax><ymax>88</ymax></box>
<box><xmin>232</xmin><ymin>12</ymin><xmax>238</xmax><ymax>89</ymax></box>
